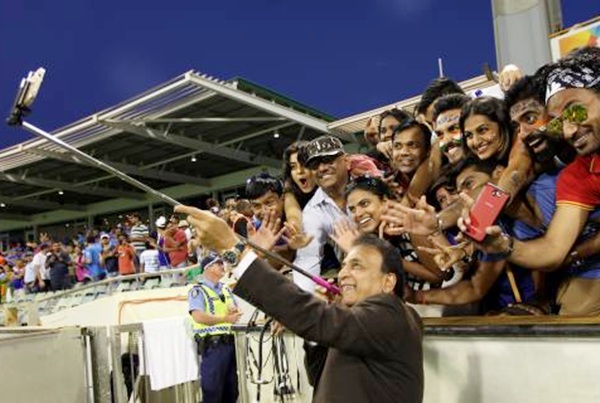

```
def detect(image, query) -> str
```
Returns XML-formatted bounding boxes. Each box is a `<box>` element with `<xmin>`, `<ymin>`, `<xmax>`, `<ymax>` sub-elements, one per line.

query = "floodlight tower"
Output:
<box><xmin>492</xmin><ymin>0</ymin><xmax>563</xmax><ymax>73</ymax></box>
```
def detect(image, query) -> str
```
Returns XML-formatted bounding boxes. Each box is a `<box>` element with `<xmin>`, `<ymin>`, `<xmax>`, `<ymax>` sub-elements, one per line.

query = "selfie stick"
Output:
<box><xmin>7</xmin><ymin>69</ymin><xmax>340</xmax><ymax>295</ymax></box>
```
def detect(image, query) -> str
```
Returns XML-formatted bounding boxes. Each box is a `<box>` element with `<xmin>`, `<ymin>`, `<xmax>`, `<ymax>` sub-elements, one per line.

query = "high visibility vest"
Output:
<box><xmin>188</xmin><ymin>283</ymin><xmax>235</xmax><ymax>338</ymax></box>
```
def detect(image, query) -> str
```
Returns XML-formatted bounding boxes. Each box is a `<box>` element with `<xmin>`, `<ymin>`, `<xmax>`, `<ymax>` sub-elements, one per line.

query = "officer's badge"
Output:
<box><xmin>190</xmin><ymin>288</ymin><xmax>199</xmax><ymax>298</ymax></box>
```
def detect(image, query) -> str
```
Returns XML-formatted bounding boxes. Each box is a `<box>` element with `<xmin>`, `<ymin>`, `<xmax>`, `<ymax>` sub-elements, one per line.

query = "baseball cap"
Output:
<box><xmin>304</xmin><ymin>136</ymin><xmax>345</xmax><ymax>168</ymax></box>
<box><xmin>100</xmin><ymin>233</ymin><xmax>110</xmax><ymax>240</ymax></box>
<box><xmin>200</xmin><ymin>252</ymin><xmax>223</xmax><ymax>270</ymax></box>
<box><xmin>155</xmin><ymin>216</ymin><xmax>167</xmax><ymax>229</ymax></box>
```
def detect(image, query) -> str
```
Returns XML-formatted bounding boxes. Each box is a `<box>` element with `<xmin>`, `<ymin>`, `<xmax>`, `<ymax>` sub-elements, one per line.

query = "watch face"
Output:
<box><xmin>222</xmin><ymin>250</ymin><xmax>238</xmax><ymax>264</ymax></box>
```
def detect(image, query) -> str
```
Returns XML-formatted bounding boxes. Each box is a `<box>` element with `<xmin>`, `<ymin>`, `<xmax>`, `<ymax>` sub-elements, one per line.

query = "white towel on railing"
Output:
<box><xmin>142</xmin><ymin>316</ymin><xmax>199</xmax><ymax>391</ymax></box>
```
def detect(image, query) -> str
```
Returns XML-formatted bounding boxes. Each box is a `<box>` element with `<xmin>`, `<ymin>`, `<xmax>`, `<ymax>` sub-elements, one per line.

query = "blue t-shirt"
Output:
<box><xmin>485</xmin><ymin>170</ymin><xmax>560</xmax><ymax>309</ymax></box>
<box><xmin>511</xmin><ymin>169</ymin><xmax>600</xmax><ymax>279</ymax></box>
<box><xmin>84</xmin><ymin>243</ymin><xmax>104</xmax><ymax>278</ymax></box>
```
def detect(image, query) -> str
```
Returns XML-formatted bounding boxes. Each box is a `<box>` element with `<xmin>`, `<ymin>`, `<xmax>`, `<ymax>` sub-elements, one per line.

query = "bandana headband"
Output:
<box><xmin>546</xmin><ymin>66</ymin><xmax>600</xmax><ymax>102</ymax></box>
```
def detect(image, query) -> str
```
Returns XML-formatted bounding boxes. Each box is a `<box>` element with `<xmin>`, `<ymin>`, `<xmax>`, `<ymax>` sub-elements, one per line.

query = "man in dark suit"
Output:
<box><xmin>175</xmin><ymin>206</ymin><xmax>424</xmax><ymax>403</ymax></box>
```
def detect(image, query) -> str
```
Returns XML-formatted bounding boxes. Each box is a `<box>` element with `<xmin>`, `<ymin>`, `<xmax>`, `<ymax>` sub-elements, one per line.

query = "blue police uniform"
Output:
<box><xmin>188</xmin><ymin>278</ymin><xmax>238</xmax><ymax>403</ymax></box>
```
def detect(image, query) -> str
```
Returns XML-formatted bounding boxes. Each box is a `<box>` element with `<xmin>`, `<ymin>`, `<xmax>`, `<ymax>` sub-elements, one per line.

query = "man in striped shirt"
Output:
<box><xmin>128</xmin><ymin>213</ymin><xmax>149</xmax><ymax>255</ymax></box>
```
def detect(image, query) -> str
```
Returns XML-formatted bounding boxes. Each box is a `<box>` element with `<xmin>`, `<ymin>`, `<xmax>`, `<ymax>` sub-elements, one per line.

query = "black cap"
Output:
<box><xmin>304</xmin><ymin>136</ymin><xmax>345</xmax><ymax>167</ymax></box>
<box><xmin>200</xmin><ymin>252</ymin><xmax>223</xmax><ymax>270</ymax></box>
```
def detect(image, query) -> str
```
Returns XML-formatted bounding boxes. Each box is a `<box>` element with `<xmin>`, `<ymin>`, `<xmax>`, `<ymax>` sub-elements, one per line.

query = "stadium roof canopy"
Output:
<box><xmin>0</xmin><ymin>70</ymin><xmax>347</xmax><ymax>232</ymax></box>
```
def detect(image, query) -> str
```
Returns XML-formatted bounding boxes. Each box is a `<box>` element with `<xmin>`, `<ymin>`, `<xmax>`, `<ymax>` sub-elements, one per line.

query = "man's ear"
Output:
<box><xmin>383</xmin><ymin>272</ymin><xmax>397</xmax><ymax>294</ymax></box>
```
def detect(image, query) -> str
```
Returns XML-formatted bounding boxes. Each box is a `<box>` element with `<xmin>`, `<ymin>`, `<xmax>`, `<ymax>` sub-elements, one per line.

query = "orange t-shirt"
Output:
<box><xmin>118</xmin><ymin>244</ymin><xmax>136</xmax><ymax>275</ymax></box>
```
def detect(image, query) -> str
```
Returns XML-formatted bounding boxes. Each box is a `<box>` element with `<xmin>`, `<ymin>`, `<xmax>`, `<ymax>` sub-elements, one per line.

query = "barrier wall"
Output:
<box><xmin>0</xmin><ymin>328</ymin><xmax>88</xmax><ymax>403</ymax></box>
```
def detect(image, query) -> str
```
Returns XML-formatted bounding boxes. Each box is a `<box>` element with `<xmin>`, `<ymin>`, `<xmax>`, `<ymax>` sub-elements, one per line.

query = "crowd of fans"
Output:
<box><xmin>219</xmin><ymin>45</ymin><xmax>600</xmax><ymax>317</ymax></box>
<box><xmin>0</xmin><ymin>212</ymin><xmax>209</xmax><ymax>302</ymax></box>
<box><xmin>2</xmin><ymin>46</ymin><xmax>600</xmax><ymax>318</ymax></box>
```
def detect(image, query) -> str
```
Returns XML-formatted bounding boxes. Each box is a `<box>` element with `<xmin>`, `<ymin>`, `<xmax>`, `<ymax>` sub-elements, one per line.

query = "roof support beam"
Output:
<box><xmin>125</xmin><ymin>117</ymin><xmax>288</xmax><ymax>123</ymax></box>
<box><xmin>0</xmin><ymin>194</ymin><xmax>86</xmax><ymax>212</ymax></box>
<box><xmin>0</xmin><ymin>172</ymin><xmax>144</xmax><ymax>200</ymax></box>
<box><xmin>101</xmin><ymin>121</ymin><xmax>282</xmax><ymax>168</ymax></box>
<box><xmin>186</xmin><ymin>72</ymin><xmax>338</xmax><ymax>138</ymax></box>
<box><xmin>0</xmin><ymin>213</ymin><xmax>31</xmax><ymax>222</ymax></box>
<box><xmin>26</xmin><ymin>148</ymin><xmax>211</xmax><ymax>187</ymax></box>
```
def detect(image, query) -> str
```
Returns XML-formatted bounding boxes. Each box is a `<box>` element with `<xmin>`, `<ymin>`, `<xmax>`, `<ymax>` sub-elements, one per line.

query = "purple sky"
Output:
<box><xmin>0</xmin><ymin>1</ymin><xmax>598</xmax><ymax>148</ymax></box>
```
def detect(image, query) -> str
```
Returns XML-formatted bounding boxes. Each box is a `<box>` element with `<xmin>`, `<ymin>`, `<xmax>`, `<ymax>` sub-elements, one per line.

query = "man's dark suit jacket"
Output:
<box><xmin>234</xmin><ymin>257</ymin><xmax>424</xmax><ymax>403</ymax></box>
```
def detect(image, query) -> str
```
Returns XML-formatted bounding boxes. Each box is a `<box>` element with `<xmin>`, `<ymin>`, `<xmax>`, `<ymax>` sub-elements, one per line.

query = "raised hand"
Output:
<box><xmin>330</xmin><ymin>219</ymin><xmax>360</xmax><ymax>254</ymax></box>
<box><xmin>456</xmin><ymin>192</ymin><xmax>510</xmax><ymax>254</ymax></box>
<box><xmin>498</xmin><ymin>64</ymin><xmax>524</xmax><ymax>92</ymax></box>
<box><xmin>418</xmin><ymin>236</ymin><xmax>469</xmax><ymax>272</ymax></box>
<box><xmin>281</xmin><ymin>221</ymin><xmax>313</xmax><ymax>250</ymax></box>
<box><xmin>249</xmin><ymin>211</ymin><xmax>285</xmax><ymax>252</ymax></box>
<box><xmin>380</xmin><ymin>196</ymin><xmax>439</xmax><ymax>237</ymax></box>
<box><xmin>174</xmin><ymin>205</ymin><xmax>238</xmax><ymax>253</ymax></box>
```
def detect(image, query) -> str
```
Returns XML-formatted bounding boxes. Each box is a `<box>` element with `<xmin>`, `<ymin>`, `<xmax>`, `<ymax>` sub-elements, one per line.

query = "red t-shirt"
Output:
<box><xmin>166</xmin><ymin>229</ymin><xmax>188</xmax><ymax>267</ymax></box>
<box><xmin>118</xmin><ymin>244</ymin><xmax>136</xmax><ymax>275</ymax></box>
<box><xmin>556</xmin><ymin>154</ymin><xmax>600</xmax><ymax>211</ymax></box>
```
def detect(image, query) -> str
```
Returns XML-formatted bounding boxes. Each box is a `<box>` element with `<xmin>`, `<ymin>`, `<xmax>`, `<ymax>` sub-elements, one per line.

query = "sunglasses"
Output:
<box><xmin>543</xmin><ymin>104</ymin><xmax>588</xmax><ymax>134</ymax></box>
<box><xmin>306</xmin><ymin>153</ymin><xmax>341</xmax><ymax>170</ymax></box>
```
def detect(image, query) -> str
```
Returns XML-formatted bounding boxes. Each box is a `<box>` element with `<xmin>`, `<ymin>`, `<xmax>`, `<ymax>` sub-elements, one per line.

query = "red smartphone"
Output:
<box><xmin>464</xmin><ymin>183</ymin><xmax>509</xmax><ymax>242</ymax></box>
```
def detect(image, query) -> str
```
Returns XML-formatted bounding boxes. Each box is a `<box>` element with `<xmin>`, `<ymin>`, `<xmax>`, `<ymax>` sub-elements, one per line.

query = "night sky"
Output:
<box><xmin>1</xmin><ymin>1</ymin><xmax>598</xmax><ymax>148</ymax></box>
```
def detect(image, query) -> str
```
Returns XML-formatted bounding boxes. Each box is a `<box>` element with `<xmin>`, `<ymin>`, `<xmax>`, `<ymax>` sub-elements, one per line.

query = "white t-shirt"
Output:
<box><xmin>32</xmin><ymin>251</ymin><xmax>49</xmax><ymax>280</ymax></box>
<box><xmin>139</xmin><ymin>249</ymin><xmax>160</xmax><ymax>273</ymax></box>
<box><xmin>24</xmin><ymin>262</ymin><xmax>36</xmax><ymax>283</ymax></box>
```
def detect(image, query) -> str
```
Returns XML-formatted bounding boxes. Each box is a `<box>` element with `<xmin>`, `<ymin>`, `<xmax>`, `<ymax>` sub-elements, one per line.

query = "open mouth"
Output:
<box><xmin>572</xmin><ymin>132</ymin><xmax>590</xmax><ymax>149</ymax></box>
<box><xmin>358</xmin><ymin>217</ymin><xmax>372</xmax><ymax>227</ymax></box>
<box><xmin>341</xmin><ymin>284</ymin><xmax>355</xmax><ymax>293</ymax></box>
<box><xmin>526</xmin><ymin>135</ymin><xmax>547</xmax><ymax>151</ymax></box>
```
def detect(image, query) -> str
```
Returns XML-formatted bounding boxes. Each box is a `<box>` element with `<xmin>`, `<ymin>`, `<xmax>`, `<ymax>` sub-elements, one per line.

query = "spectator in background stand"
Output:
<box><xmin>46</xmin><ymin>242</ymin><xmax>71</xmax><ymax>291</ymax></box>
<box><xmin>85</xmin><ymin>236</ymin><xmax>105</xmax><ymax>281</ymax></box>
<box><xmin>179</xmin><ymin>220</ymin><xmax>193</xmax><ymax>243</ymax></box>
<box><xmin>73</xmin><ymin>245</ymin><xmax>92</xmax><ymax>283</ymax></box>
<box><xmin>155</xmin><ymin>216</ymin><xmax>171</xmax><ymax>270</ymax></box>
<box><xmin>117</xmin><ymin>234</ymin><xmax>137</xmax><ymax>276</ymax></box>
<box><xmin>139</xmin><ymin>240</ymin><xmax>161</xmax><ymax>279</ymax></box>
<box><xmin>11</xmin><ymin>259</ymin><xmax>26</xmax><ymax>291</ymax></box>
<box><xmin>206</xmin><ymin>198</ymin><xmax>221</xmax><ymax>216</ymax></box>
<box><xmin>164</xmin><ymin>220</ymin><xmax>188</xmax><ymax>270</ymax></box>
<box><xmin>32</xmin><ymin>243</ymin><xmax>50</xmax><ymax>290</ymax></box>
<box><xmin>128</xmin><ymin>213</ymin><xmax>149</xmax><ymax>256</ymax></box>
<box><xmin>100</xmin><ymin>233</ymin><xmax>119</xmax><ymax>277</ymax></box>
<box><xmin>24</xmin><ymin>252</ymin><xmax>42</xmax><ymax>293</ymax></box>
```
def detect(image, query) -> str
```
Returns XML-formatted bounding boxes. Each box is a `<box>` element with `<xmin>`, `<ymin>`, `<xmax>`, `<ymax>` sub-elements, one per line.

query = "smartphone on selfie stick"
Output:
<box><xmin>464</xmin><ymin>183</ymin><xmax>510</xmax><ymax>243</ymax></box>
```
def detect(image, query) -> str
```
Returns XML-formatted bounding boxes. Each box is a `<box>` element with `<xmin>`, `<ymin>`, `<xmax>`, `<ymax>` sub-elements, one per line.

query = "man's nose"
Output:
<box><xmin>562</xmin><ymin>120</ymin><xmax>578</xmax><ymax>141</ymax></box>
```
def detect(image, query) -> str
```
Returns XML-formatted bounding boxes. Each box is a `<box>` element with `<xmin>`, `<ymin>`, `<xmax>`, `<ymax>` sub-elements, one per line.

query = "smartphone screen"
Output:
<box><xmin>464</xmin><ymin>183</ymin><xmax>509</xmax><ymax>242</ymax></box>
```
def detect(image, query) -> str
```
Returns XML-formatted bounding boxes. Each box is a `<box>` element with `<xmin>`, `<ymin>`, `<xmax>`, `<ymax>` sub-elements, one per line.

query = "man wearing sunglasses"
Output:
<box><xmin>292</xmin><ymin>135</ymin><xmax>349</xmax><ymax>292</ymax></box>
<box><xmin>470</xmin><ymin>51</ymin><xmax>600</xmax><ymax>315</ymax></box>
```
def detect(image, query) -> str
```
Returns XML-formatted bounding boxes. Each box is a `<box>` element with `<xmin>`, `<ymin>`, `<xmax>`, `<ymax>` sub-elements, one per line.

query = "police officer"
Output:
<box><xmin>188</xmin><ymin>252</ymin><xmax>242</xmax><ymax>403</ymax></box>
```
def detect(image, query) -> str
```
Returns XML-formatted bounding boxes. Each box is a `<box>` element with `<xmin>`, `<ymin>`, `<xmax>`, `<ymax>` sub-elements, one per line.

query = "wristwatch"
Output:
<box><xmin>220</xmin><ymin>241</ymin><xmax>247</xmax><ymax>266</ymax></box>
